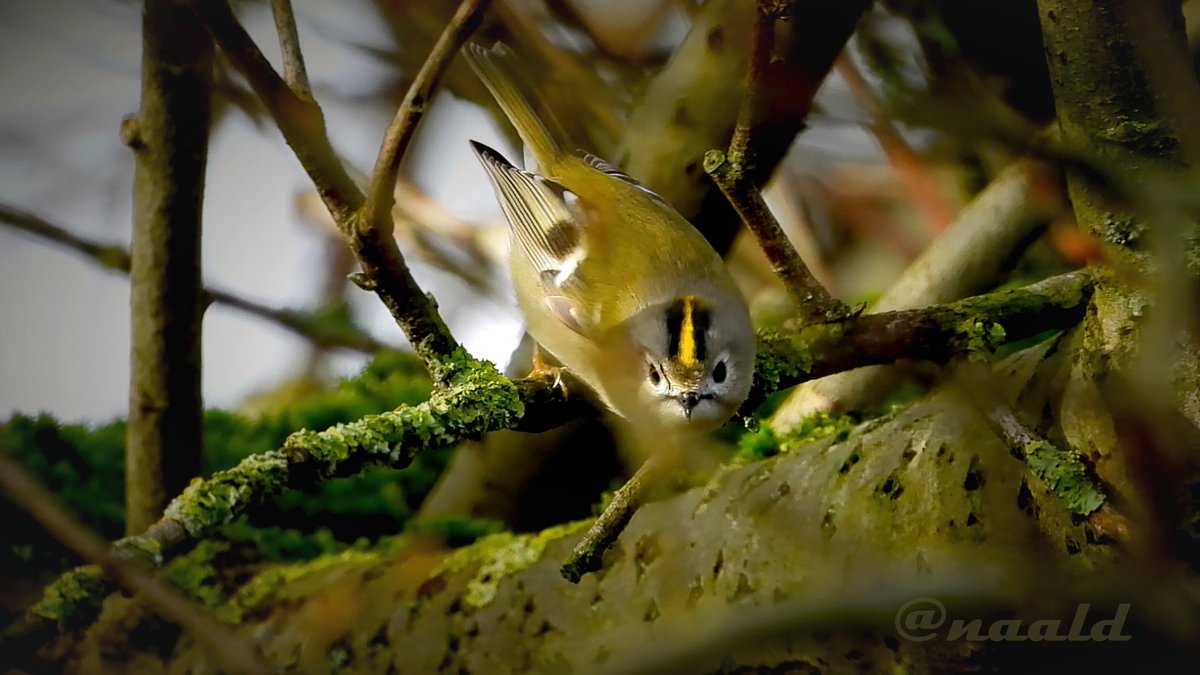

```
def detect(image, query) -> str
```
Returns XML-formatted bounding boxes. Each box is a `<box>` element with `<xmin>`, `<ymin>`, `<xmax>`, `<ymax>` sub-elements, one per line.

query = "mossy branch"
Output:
<box><xmin>955</xmin><ymin>361</ymin><xmax>1108</xmax><ymax>518</ymax></box>
<box><xmin>0</xmin><ymin>201</ymin><xmax>386</xmax><ymax>354</ymax></box>
<box><xmin>20</xmin><ymin>353</ymin><xmax>534</xmax><ymax>632</ymax></box>
<box><xmin>18</xmin><ymin>271</ymin><xmax>1093</xmax><ymax>631</ymax></box>
<box><xmin>0</xmin><ymin>454</ymin><xmax>271</xmax><ymax>674</ymax></box>
<box><xmin>745</xmin><ymin>270</ymin><xmax>1094</xmax><ymax>413</ymax></box>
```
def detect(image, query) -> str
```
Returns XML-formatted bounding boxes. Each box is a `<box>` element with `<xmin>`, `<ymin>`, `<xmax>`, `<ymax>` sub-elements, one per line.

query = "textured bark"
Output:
<box><xmin>77</xmin><ymin>343</ymin><xmax>1180</xmax><ymax>674</ymax></box>
<box><xmin>1037</xmin><ymin>0</ymin><xmax>1200</xmax><ymax>249</ymax></box>
<box><xmin>1036</xmin><ymin>0</ymin><xmax>1200</xmax><ymax>558</ymax></box>
<box><xmin>125</xmin><ymin>0</ymin><xmax>213</xmax><ymax>534</ymax></box>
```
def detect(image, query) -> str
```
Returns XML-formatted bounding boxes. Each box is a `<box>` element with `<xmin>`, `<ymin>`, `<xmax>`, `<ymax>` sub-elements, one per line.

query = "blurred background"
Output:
<box><xmin>6</xmin><ymin>1</ymin><xmax>1200</xmax><ymax>670</ymax></box>
<box><xmin>0</xmin><ymin>0</ymin><xmax>942</xmax><ymax>423</ymax></box>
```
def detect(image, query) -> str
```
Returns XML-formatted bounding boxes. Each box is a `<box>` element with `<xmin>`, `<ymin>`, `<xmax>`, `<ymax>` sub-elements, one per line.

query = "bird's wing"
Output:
<box><xmin>470</xmin><ymin>140</ymin><xmax>593</xmax><ymax>334</ymax></box>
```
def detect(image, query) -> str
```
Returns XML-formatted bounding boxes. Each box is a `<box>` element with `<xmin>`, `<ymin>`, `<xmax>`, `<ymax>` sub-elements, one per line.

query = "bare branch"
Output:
<box><xmin>561</xmin><ymin>454</ymin><xmax>667</xmax><ymax>583</ymax></box>
<box><xmin>0</xmin><ymin>454</ymin><xmax>271</xmax><ymax>675</ymax></box>
<box><xmin>186</xmin><ymin>0</ymin><xmax>463</xmax><ymax>376</ymax></box>
<box><xmin>0</xmin><ymin>202</ymin><xmax>385</xmax><ymax>354</ymax></box>
<box><xmin>362</xmin><ymin>0</ymin><xmax>492</xmax><ymax>236</ymax></box>
<box><xmin>268</xmin><ymin>0</ymin><xmax>311</xmax><ymax>98</ymax></box>
<box><xmin>185</xmin><ymin>0</ymin><xmax>360</xmax><ymax>222</ymax></box>
<box><xmin>705</xmin><ymin>1</ymin><xmax>852</xmax><ymax>323</ymax></box>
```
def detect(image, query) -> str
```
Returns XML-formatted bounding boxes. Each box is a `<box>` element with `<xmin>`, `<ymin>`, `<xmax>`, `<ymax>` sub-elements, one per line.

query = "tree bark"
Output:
<box><xmin>125</xmin><ymin>0</ymin><xmax>213</xmax><ymax>534</ymax></box>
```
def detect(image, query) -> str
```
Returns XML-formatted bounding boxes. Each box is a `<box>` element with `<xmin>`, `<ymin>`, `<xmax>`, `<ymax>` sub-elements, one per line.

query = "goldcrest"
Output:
<box><xmin>464</xmin><ymin>43</ymin><xmax>754</xmax><ymax>431</ymax></box>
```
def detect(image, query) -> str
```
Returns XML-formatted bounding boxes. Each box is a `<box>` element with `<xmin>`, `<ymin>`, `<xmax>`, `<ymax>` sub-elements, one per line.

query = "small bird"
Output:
<box><xmin>464</xmin><ymin>43</ymin><xmax>754</xmax><ymax>431</ymax></box>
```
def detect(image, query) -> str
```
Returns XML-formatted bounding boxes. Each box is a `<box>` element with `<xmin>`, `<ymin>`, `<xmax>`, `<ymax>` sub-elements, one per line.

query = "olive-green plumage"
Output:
<box><xmin>466</xmin><ymin>43</ymin><xmax>754</xmax><ymax>430</ymax></box>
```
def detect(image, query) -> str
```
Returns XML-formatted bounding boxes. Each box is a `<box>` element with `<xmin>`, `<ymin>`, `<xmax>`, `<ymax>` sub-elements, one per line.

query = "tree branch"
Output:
<box><xmin>954</xmin><ymin>361</ymin><xmax>1108</xmax><ymax>520</ymax></box>
<box><xmin>0</xmin><ymin>202</ymin><xmax>385</xmax><ymax>354</ymax></box>
<box><xmin>20</xmin><ymin>270</ymin><xmax>1091</xmax><ymax>632</ymax></box>
<box><xmin>267</xmin><ymin>0</ymin><xmax>311</xmax><ymax>99</ymax></box>
<box><xmin>561</xmin><ymin>454</ymin><xmax>667</xmax><ymax>583</ymax></box>
<box><xmin>770</xmin><ymin>158</ymin><xmax>1065</xmax><ymax>428</ymax></box>
<box><xmin>362</xmin><ymin>0</ymin><xmax>491</xmax><ymax>236</ymax></box>
<box><xmin>705</xmin><ymin>1</ymin><xmax>852</xmax><ymax>323</ymax></box>
<box><xmin>552</xmin><ymin>272</ymin><xmax>1094</xmax><ymax>581</ymax></box>
<box><xmin>618</xmin><ymin>0</ymin><xmax>870</xmax><ymax>253</ymax></box>
<box><xmin>186</xmin><ymin>0</ymin><xmax>474</xmax><ymax>378</ymax></box>
<box><xmin>746</xmin><ymin>270</ymin><xmax>1094</xmax><ymax>413</ymax></box>
<box><xmin>0</xmin><ymin>454</ymin><xmax>271</xmax><ymax>675</ymax></box>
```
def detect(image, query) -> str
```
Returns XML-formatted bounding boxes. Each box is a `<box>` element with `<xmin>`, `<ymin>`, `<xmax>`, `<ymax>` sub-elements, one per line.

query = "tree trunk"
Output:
<box><xmin>125</xmin><ymin>0</ymin><xmax>213</xmax><ymax>534</ymax></box>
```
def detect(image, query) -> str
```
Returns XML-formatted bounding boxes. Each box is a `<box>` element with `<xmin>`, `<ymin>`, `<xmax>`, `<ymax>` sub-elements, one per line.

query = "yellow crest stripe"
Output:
<box><xmin>678</xmin><ymin>296</ymin><xmax>697</xmax><ymax>367</ymax></box>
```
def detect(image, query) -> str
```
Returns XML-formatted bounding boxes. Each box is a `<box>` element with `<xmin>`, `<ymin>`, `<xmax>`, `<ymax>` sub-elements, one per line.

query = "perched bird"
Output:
<box><xmin>464</xmin><ymin>43</ymin><xmax>754</xmax><ymax>431</ymax></box>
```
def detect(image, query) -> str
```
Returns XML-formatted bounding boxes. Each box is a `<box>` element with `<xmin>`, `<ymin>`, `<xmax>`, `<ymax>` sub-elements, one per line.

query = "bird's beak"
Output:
<box><xmin>677</xmin><ymin>391</ymin><xmax>701</xmax><ymax>419</ymax></box>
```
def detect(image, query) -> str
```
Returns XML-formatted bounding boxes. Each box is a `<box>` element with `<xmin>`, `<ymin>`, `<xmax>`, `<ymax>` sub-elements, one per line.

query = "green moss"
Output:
<box><xmin>1022</xmin><ymin>441</ymin><xmax>1106</xmax><ymax>516</ymax></box>
<box><xmin>435</xmin><ymin>521</ymin><xmax>590</xmax><ymax>609</ymax></box>
<box><xmin>735</xmin><ymin>414</ymin><xmax>855</xmax><ymax>464</ymax></box>
<box><xmin>230</xmin><ymin>547</ymin><xmax>383</xmax><ymax>618</ymax></box>
<box><xmin>958</xmin><ymin>318</ymin><xmax>1007</xmax><ymax>362</ymax></box>
<box><xmin>164</xmin><ymin>451</ymin><xmax>291</xmax><ymax>537</ymax></box>
<box><xmin>165</xmin><ymin>540</ymin><xmax>239</xmax><ymax>624</ymax></box>
<box><xmin>753</xmin><ymin>329</ymin><xmax>816</xmax><ymax>393</ymax></box>
<box><xmin>29</xmin><ymin>565</ymin><xmax>108</xmax><ymax>631</ymax></box>
<box><xmin>163</xmin><ymin>350</ymin><xmax>519</xmax><ymax>540</ymax></box>
<box><xmin>17</xmin><ymin>350</ymin><xmax>518</xmax><ymax>636</ymax></box>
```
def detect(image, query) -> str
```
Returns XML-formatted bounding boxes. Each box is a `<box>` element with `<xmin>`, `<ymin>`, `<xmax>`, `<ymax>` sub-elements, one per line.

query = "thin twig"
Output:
<box><xmin>187</xmin><ymin>0</ymin><xmax>464</xmax><ymax>374</ymax></box>
<box><xmin>362</xmin><ymin>0</ymin><xmax>492</xmax><ymax>235</ymax></box>
<box><xmin>561</xmin><ymin>454</ymin><xmax>667</xmax><ymax>583</ymax></box>
<box><xmin>268</xmin><ymin>0</ymin><xmax>311</xmax><ymax>98</ymax></box>
<box><xmin>954</xmin><ymin>364</ymin><xmax>1120</xmax><ymax>532</ymax></box>
<box><xmin>0</xmin><ymin>202</ymin><xmax>385</xmax><ymax>354</ymax></box>
<box><xmin>706</xmin><ymin>1</ymin><xmax>850</xmax><ymax>323</ymax></box>
<box><xmin>0</xmin><ymin>453</ymin><xmax>272</xmax><ymax>675</ymax></box>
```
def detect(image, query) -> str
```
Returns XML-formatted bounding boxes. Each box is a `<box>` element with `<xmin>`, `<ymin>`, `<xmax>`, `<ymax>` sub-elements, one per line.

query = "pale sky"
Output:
<box><xmin>0</xmin><ymin>0</ymin><xmax>522</xmax><ymax>421</ymax></box>
<box><xmin>0</xmin><ymin>0</ymin><xmax>886</xmax><ymax>423</ymax></box>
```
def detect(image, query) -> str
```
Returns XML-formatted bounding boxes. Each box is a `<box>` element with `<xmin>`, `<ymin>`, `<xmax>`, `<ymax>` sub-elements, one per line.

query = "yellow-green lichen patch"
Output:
<box><xmin>113</xmin><ymin>534</ymin><xmax>164</xmax><ymax>567</ymax></box>
<box><xmin>164</xmin><ymin>450</ymin><xmax>290</xmax><ymax>537</ymax></box>
<box><xmin>735</xmin><ymin>414</ymin><xmax>856</xmax><ymax>464</ymax></box>
<box><xmin>231</xmin><ymin>548</ymin><xmax>384</xmax><ymax>619</ymax></box>
<box><xmin>1022</xmin><ymin>441</ymin><xmax>1105</xmax><ymax>516</ymax></box>
<box><xmin>165</xmin><ymin>540</ymin><xmax>239</xmax><ymax>624</ymax></box>
<box><xmin>435</xmin><ymin>521</ymin><xmax>591</xmax><ymax>609</ymax></box>
<box><xmin>30</xmin><ymin>565</ymin><xmax>108</xmax><ymax>631</ymax></box>
<box><xmin>958</xmin><ymin>318</ymin><xmax>1007</xmax><ymax>362</ymax></box>
<box><xmin>752</xmin><ymin>329</ymin><xmax>816</xmax><ymax>394</ymax></box>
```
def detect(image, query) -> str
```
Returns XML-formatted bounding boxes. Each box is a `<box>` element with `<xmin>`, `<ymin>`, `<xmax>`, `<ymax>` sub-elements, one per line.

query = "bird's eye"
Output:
<box><xmin>648</xmin><ymin>363</ymin><xmax>662</xmax><ymax>386</ymax></box>
<box><xmin>712</xmin><ymin>360</ymin><xmax>727</xmax><ymax>384</ymax></box>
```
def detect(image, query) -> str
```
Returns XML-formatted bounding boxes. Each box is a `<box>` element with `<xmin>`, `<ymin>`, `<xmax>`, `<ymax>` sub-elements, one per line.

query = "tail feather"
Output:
<box><xmin>463</xmin><ymin>42</ymin><xmax>561</xmax><ymax>169</ymax></box>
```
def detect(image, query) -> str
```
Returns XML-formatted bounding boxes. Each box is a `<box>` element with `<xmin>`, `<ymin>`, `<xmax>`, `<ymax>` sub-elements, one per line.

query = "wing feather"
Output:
<box><xmin>470</xmin><ymin>141</ymin><xmax>584</xmax><ymax>281</ymax></box>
